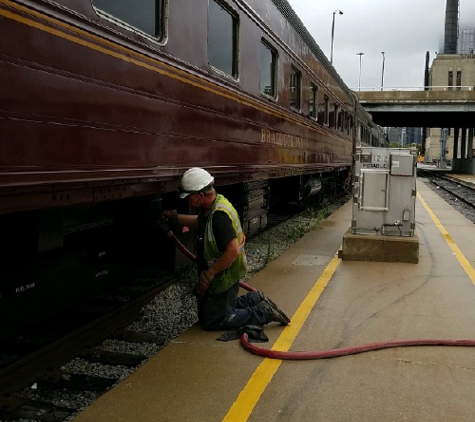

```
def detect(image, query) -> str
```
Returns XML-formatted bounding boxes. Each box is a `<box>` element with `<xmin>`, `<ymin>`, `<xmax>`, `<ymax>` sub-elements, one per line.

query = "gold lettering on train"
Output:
<box><xmin>261</xmin><ymin>129</ymin><xmax>307</xmax><ymax>148</ymax></box>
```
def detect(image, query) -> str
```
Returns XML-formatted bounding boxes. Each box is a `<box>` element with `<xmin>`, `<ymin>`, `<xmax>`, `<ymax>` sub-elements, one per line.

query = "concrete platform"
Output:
<box><xmin>73</xmin><ymin>179</ymin><xmax>475</xmax><ymax>422</ymax></box>
<box><xmin>449</xmin><ymin>172</ymin><xmax>475</xmax><ymax>186</ymax></box>
<box><xmin>341</xmin><ymin>228</ymin><xmax>419</xmax><ymax>263</ymax></box>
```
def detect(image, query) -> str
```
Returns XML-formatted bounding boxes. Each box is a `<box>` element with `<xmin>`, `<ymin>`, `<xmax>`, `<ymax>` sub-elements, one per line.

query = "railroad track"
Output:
<box><xmin>418</xmin><ymin>169</ymin><xmax>475</xmax><ymax>210</ymax></box>
<box><xmin>267</xmin><ymin>206</ymin><xmax>303</xmax><ymax>230</ymax></box>
<box><xmin>0</xmin><ymin>197</ymin><xmax>340</xmax><ymax>422</ymax></box>
<box><xmin>0</xmin><ymin>275</ymin><xmax>174</xmax><ymax>421</ymax></box>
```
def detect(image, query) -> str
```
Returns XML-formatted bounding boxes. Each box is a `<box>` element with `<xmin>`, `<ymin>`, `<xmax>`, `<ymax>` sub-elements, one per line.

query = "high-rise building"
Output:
<box><xmin>444</xmin><ymin>0</ymin><xmax>459</xmax><ymax>54</ymax></box>
<box><xmin>458</xmin><ymin>27</ymin><xmax>475</xmax><ymax>54</ymax></box>
<box><xmin>386</xmin><ymin>127</ymin><xmax>421</xmax><ymax>146</ymax></box>
<box><xmin>406</xmin><ymin>127</ymin><xmax>422</xmax><ymax>145</ymax></box>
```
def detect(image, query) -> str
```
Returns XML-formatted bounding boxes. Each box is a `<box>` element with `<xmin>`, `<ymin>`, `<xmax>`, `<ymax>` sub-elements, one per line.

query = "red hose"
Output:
<box><xmin>167</xmin><ymin>229</ymin><xmax>255</xmax><ymax>292</ymax></box>
<box><xmin>240</xmin><ymin>334</ymin><xmax>475</xmax><ymax>360</ymax></box>
<box><xmin>237</xmin><ymin>280</ymin><xmax>257</xmax><ymax>292</ymax></box>
<box><xmin>167</xmin><ymin>230</ymin><xmax>198</xmax><ymax>263</ymax></box>
<box><xmin>168</xmin><ymin>228</ymin><xmax>475</xmax><ymax>360</ymax></box>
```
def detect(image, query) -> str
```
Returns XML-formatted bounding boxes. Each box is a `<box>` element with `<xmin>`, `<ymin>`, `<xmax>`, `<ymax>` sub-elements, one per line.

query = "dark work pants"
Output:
<box><xmin>198</xmin><ymin>282</ymin><xmax>270</xmax><ymax>331</ymax></box>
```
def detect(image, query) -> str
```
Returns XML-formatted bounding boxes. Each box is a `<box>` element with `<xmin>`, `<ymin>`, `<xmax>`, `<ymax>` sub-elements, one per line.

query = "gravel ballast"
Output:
<box><xmin>12</xmin><ymin>199</ymin><xmax>345</xmax><ymax>422</ymax></box>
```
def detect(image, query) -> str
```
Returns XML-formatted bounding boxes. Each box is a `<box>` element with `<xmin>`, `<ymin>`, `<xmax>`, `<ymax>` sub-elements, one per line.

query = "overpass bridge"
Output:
<box><xmin>354</xmin><ymin>87</ymin><xmax>475</xmax><ymax>173</ymax></box>
<box><xmin>354</xmin><ymin>87</ymin><xmax>475</xmax><ymax>128</ymax></box>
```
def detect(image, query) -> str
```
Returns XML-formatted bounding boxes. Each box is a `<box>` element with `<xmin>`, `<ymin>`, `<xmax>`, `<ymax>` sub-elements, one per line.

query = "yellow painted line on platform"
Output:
<box><xmin>418</xmin><ymin>192</ymin><xmax>475</xmax><ymax>285</ymax></box>
<box><xmin>222</xmin><ymin>250</ymin><xmax>341</xmax><ymax>422</ymax></box>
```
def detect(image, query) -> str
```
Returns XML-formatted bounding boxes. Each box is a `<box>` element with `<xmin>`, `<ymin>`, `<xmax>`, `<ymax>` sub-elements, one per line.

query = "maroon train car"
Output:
<box><xmin>0</xmin><ymin>0</ymin><xmax>383</xmax><ymax>330</ymax></box>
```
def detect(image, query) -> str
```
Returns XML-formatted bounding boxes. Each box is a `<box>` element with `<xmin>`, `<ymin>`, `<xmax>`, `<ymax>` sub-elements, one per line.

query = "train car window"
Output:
<box><xmin>347</xmin><ymin>114</ymin><xmax>352</xmax><ymax>136</ymax></box>
<box><xmin>92</xmin><ymin>0</ymin><xmax>166</xmax><ymax>39</ymax></box>
<box><xmin>324</xmin><ymin>95</ymin><xmax>329</xmax><ymax>126</ymax></box>
<box><xmin>290</xmin><ymin>66</ymin><xmax>301</xmax><ymax>110</ymax></box>
<box><xmin>208</xmin><ymin>0</ymin><xmax>238</xmax><ymax>78</ymax></box>
<box><xmin>260</xmin><ymin>41</ymin><xmax>277</xmax><ymax>98</ymax></box>
<box><xmin>332</xmin><ymin>104</ymin><xmax>338</xmax><ymax>129</ymax></box>
<box><xmin>309</xmin><ymin>84</ymin><xmax>318</xmax><ymax>120</ymax></box>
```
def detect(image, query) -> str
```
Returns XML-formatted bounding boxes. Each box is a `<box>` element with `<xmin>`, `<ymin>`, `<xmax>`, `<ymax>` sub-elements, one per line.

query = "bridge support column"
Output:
<box><xmin>461</xmin><ymin>128</ymin><xmax>467</xmax><ymax>159</ymax></box>
<box><xmin>452</xmin><ymin>128</ymin><xmax>459</xmax><ymax>170</ymax></box>
<box><xmin>469</xmin><ymin>127</ymin><xmax>475</xmax><ymax>173</ymax></box>
<box><xmin>468</xmin><ymin>127</ymin><xmax>474</xmax><ymax>158</ymax></box>
<box><xmin>453</xmin><ymin>128</ymin><xmax>459</xmax><ymax>159</ymax></box>
<box><xmin>453</xmin><ymin>128</ymin><xmax>475</xmax><ymax>174</ymax></box>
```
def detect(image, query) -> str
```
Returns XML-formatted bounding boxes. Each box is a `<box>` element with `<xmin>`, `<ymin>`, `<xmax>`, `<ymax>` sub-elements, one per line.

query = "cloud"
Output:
<box><xmin>287</xmin><ymin>0</ymin><xmax>474</xmax><ymax>89</ymax></box>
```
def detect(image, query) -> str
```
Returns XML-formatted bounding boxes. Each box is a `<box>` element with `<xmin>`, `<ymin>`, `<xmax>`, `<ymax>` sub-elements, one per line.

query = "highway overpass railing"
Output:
<box><xmin>352</xmin><ymin>86</ymin><xmax>475</xmax><ymax>92</ymax></box>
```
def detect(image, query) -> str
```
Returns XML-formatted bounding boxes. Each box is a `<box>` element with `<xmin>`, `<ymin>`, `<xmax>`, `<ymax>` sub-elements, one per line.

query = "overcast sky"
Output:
<box><xmin>286</xmin><ymin>0</ymin><xmax>475</xmax><ymax>90</ymax></box>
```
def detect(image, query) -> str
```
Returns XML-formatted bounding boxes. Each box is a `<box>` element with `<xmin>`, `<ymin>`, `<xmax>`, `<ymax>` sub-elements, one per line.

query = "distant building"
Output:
<box><xmin>424</xmin><ymin>53</ymin><xmax>475</xmax><ymax>162</ymax></box>
<box><xmin>458</xmin><ymin>27</ymin><xmax>475</xmax><ymax>54</ymax></box>
<box><xmin>424</xmin><ymin>2</ymin><xmax>475</xmax><ymax>165</ymax></box>
<box><xmin>387</xmin><ymin>127</ymin><xmax>403</xmax><ymax>145</ymax></box>
<box><xmin>406</xmin><ymin>127</ymin><xmax>422</xmax><ymax>145</ymax></box>
<box><xmin>386</xmin><ymin>127</ymin><xmax>421</xmax><ymax>147</ymax></box>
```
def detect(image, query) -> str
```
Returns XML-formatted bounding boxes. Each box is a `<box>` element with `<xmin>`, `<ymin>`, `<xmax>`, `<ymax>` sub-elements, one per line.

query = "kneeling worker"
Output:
<box><xmin>165</xmin><ymin>167</ymin><xmax>290</xmax><ymax>331</ymax></box>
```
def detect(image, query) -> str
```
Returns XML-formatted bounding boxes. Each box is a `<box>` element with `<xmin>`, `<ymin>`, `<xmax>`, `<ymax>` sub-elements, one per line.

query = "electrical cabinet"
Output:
<box><xmin>352</xmin><ymin>147</ymin><xmax>416</xmax><ymax>236</ymax></box>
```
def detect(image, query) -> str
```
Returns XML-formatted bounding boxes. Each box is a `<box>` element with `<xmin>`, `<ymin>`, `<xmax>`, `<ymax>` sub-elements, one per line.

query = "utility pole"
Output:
<box><xmin>356</xmin><ymin>52</ymin><xmax>365</xmax><ymax>91</ymax></box>
<box><xmin>330</xmin><ymin>10</ymin><xmax>343</xmax><ymax>65</ymax></box>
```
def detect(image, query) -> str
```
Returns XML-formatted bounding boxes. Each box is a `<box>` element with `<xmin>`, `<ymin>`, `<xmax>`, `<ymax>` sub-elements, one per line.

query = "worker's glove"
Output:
<box><xmin>193</xmin><ymin>272</ymin><xmax>210</xmax><ymax>300</ymax></box>
<box><xmin>163</xmin><ymin>210</ymin><xmax>178</xmax><ymax>223</ymax></box>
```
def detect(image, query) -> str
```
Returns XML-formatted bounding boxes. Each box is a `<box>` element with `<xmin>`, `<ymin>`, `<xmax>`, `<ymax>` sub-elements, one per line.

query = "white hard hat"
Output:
<box><xmin>179</xmin><ymin>168</ymin><xmax>214</xmax><ymax>199</ymax></box>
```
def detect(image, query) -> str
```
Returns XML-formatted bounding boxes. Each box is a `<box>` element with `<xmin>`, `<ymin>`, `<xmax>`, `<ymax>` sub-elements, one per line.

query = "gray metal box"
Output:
<box><xmin>390</xmin><ymin>153</ymin><xmax>414</xmax><ymax>176</ymax></box>
<box><xmin>352</xmin><ymin>147</ymin><xmax>416</xmax><ymax>236</ymax></box>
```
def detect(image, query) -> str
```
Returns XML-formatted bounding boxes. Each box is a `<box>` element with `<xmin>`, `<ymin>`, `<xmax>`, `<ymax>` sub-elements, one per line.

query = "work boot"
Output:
<box><xmin>258</xmin><ymin>300</ymin><xmax>291</xmax><ymax>326</ymax></box>
<box><xmin>256</xmin><ymin>290</ymin><xmax>266</xmax><ymax>302</ymax></box>
<box><xmin>257</xmin><ymin>290</ymin><xmax>291</xmax><ymax>325</ymax></box>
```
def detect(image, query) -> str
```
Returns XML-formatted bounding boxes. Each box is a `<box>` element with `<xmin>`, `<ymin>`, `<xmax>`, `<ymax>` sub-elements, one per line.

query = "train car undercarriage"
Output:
<box><xmin>0</xmin><ymin>168</ymin><xmax>350</xmax><ymax>336</ymax></box>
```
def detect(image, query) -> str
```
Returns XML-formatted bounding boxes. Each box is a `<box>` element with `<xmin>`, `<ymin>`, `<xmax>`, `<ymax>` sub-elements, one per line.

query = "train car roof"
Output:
<box><xmin>271</xmin><ymin>0</ymin><xmax>352</xmax><ymax>97</ymax></box>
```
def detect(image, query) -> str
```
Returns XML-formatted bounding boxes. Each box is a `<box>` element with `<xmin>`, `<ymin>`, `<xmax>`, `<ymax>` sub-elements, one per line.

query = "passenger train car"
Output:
<box><xmin>0</xmin><ymin>0</ymin><xmax>386</xmax><ymax>331</ymax></box>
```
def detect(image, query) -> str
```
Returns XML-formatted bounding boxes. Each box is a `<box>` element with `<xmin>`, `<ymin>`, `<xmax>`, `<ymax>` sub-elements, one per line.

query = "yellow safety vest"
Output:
<box><xmin>203</xmin><ymin>194</ymin><xmax>247</xmax><ymax>294</ymax></box>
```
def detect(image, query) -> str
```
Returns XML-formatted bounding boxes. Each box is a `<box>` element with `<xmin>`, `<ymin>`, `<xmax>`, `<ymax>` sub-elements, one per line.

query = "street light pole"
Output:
<box><xmin>381</xmin><ymin>51</ymin><xmax>385</xmax><ymax>91</ymax></box>
<box><xmin>356</xmin><ymin>52</ymin><xmax>365</xmax><ymax>91</ymax></box>
<box><xmin>330</xmin><ymin>10</ymin><xmax>343</xmax><ymax>65</ymax></box>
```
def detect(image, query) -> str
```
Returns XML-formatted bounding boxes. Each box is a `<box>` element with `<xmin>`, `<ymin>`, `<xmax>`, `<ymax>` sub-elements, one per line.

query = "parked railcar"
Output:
<box><xmin>355</xmin><ymin>101</ymin><xmax>388</xmax><ymax>148</ymax></box>
<box><xmin>0</xmin><ymin>0</ymin><xmax>383</xmax><ymax>331</ymax></box>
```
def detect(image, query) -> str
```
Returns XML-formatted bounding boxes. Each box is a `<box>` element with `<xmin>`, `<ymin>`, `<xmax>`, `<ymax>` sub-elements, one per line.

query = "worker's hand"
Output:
<box><xmin>203</xmin><ymin>268</ymin><xmax>215</xmax><ymax>282</ymax></box>
<box><xmin>163</xmin><ymin>210</ymin><xmax>178</xmax><ymax>223</ymax></box>
<box><xmin>193</xmin><ymin>271</ymin><xmax>210</xmax><ymax>300</ymax></box>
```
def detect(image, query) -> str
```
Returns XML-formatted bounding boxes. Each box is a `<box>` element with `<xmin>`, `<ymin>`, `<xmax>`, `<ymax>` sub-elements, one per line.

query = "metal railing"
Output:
<box><xmin>352</xmin><ymin>86</ymin><xmax>475</xmax><ymax>92</ymax></box>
